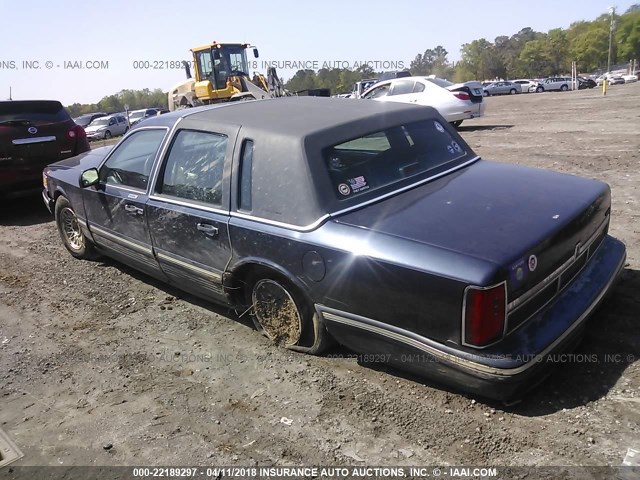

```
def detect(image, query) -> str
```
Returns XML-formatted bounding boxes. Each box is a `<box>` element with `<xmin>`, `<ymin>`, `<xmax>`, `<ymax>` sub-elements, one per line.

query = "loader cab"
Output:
<box><xmin>192</xmin><ymin>43</ymin><xmax>254</xmax><ymax>92</ymax></box>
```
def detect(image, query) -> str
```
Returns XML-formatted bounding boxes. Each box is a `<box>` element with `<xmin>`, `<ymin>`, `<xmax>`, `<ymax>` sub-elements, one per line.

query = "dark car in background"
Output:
<box><xmin>0</xmin><ymin>100</ymin><xmax>90</xmax><ymax>199</ymax></box>
<box><xmin>73</xmin><ymin>112</ymin><xmax>108</xmax><ymax>129</ymax></box>
<box><xmin>577</xmin><ymin>77</ymin><xmax>597</xmax><ymax>89</ymax></box>
<box><xmin>41</xmin><ymin>98</ymin><xmax>626</xmax><ymax>401</ymax></box>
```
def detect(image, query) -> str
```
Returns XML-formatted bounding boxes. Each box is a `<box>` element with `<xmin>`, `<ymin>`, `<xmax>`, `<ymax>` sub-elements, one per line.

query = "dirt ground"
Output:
<box><xmin>1</xmin><ymin>83</ymin><xmax>639</xmax><ymax>472</ymax></box>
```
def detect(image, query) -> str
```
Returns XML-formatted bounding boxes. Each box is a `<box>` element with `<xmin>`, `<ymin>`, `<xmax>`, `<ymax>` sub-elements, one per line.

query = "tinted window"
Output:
<box><xmin>325</xmin><ymin>120</ymin><xmax>466</xmax><ymax>200</ymax></box>
<box><xmin>364</xmin><ymin>84</ymin><xmax>390</xmax><ymax>99</ymax></box>
<box><xmin>389</xmin><ymin>80</ymin><xmax>415</xmax><ymax>96</ymax></box>
<box><xmin>158</xmin><ymin>130</ymin><xmax>227</xmax><ymax>206</ymax></box>
<box><xmin>100</xmin><ymin>129</ymin><xmax>166</xmax><ymax>190</ymax></box>
<box><xmin>0</xmin><ymin>100</ymin><xmax>70</xmax><ymax>123</ymax></box>
<box><xmin>238</xmin><ymin>140</ymin><xmax>254</xmax><ymax>211</ymax></box>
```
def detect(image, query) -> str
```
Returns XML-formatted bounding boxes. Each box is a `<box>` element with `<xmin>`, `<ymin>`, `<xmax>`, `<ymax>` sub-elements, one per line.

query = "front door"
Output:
<box><xmin>146</xmin><ymin>126</ymin><xmax>238</xmax><ymax>302</ymax></box>
<box><xmin>83</xmin><ymin>128</ymin><xmax>168</xmax><ymax>278</ymax></box>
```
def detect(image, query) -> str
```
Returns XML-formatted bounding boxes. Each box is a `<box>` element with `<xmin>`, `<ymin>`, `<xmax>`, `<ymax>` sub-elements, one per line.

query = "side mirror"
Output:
<box><xmin>253</xmin><ymin>48</ymin><xmax>259</xmax><ymax>58</ymax></box>
<box><xmin>80</xmin><ymin>168</ymin><xmax>99</xmax><ymax>188</ymax></box>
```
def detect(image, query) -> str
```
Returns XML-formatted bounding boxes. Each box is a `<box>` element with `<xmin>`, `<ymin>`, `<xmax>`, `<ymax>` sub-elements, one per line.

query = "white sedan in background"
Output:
<box><xmin>512</xmin><ymin>79</ymin><xmax>538</xmax><ymax>93</ymax></box>
<box><xmin>361</xmin><ymin>77</ymin><xmax>485</xmax><ymax>127</ymax></box>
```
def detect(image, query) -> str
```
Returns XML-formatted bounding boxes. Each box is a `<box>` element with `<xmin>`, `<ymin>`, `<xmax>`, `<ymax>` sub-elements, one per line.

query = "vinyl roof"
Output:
<box><xmin>141</xmin><ymin>97</ymin><xmax>436</xmax><ymax>136</ymax></box>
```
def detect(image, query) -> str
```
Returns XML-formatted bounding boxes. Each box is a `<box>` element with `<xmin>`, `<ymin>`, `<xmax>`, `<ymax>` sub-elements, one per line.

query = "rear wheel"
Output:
<box><xmin>509</xmin><ymin>88</ymin><xmax>517</xmax><ymax>95</ymax></box>
<box><xmin>248</xmin><ymin>274</ymin><xmax>332</xmax><ymax>355</ymax></box>
<box><xmin>560</xmin><ymin>84</ymin><xmax>568</xmax><ymax>91</ymax></box>
<box><xmin>54</xmin><ymin>196</ymin><xmax>96</xmax><ymax>259</ymax></box>
<box><xmin>450</xmin><ymin>120</ymin><xmax>463</xmax><ymax>128</ymax></box>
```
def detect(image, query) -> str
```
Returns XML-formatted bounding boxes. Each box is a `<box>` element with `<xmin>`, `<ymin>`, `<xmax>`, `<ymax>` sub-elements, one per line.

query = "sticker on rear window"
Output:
<box><xmin>434</xmin><ymin>121</ymin><xmax>445</xmax><ymax>133</ymax></box>
<box><xmin>338</xmin><ymin>183</ymin><xmax>351</xmax><ymax>196</ymax></box>
<box><xmin>348</xmin><ymin>176</ymin><xmax>369</xmax><ymax>193</ymax></box>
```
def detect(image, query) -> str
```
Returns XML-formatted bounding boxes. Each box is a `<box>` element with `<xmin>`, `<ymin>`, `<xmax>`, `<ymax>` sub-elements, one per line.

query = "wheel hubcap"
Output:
<box><xmin>252</xmin><ymin>279</ymin><xmax>302</xmax><ymax>346</ymax></box>
<box><xmin>61</xmin><ymin>207</ymin><xmax>84</xmax><ymax>251</ymax></box>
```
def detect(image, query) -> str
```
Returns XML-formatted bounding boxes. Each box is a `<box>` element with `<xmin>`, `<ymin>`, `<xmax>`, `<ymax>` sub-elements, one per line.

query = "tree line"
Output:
<box><xmin>66</xmin><ymin>4</ymin><xmax>639</xmax><ymax>111</ymax></box>
<box><xmin>66</xmin><ymin>88</ymin><xmax>167</xmax><ymax>117</ymax></box>
<box><xmin>287</xmin><ymin>4</ymin><xmax>640</xmax><ymax>93</ymax></box>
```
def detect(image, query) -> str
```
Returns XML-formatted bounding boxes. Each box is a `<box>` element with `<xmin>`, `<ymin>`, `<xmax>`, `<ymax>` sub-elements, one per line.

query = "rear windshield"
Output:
<box><xmin>426</xmin><ymin>77</ymin><xmax>453</xmax><ymax>88</ymax></box>
<box><xmin>324</xmin><ymin>120</ymin><xmax>466</xmax><ymax>199</ymax></box>
<box><xmin>0</xmin><ymin>101</ymin><xmax>70</xmax><ymax>123</ymax></box>
<box><xmin>91</xmin><ymin>118</ymin><xmax>110</xmax><ymax>126</ymax></box>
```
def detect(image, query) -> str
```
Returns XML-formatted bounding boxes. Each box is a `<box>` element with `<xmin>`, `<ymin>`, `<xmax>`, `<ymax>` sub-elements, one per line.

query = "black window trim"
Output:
<box><xmin>237</xmin><ymin>139</ymin><xmax>254</xmax><ymax>212</ymax></box>
<box><xmin>97</xmin><ymin>126</ymin><xmax>170</xmax><ymax>194</ymax></box>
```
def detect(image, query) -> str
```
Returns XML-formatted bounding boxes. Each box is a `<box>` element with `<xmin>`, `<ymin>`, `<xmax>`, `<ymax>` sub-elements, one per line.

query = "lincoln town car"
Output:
<box><xmin>42</xmin><ymin>98</ymin><xmax>626</xmax><ymax>401</ymax></box>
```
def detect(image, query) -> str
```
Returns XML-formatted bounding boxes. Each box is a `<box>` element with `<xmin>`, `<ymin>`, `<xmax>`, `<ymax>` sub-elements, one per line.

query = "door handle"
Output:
<box><xmin>124</xmin><ymin>204</ymin><xmax>143</xmax><ymax>215</ymax></box>
<box><xmin>197</xmin><ymin>223</ymin><xmax>219</xmax><ymax>237</ymax></box>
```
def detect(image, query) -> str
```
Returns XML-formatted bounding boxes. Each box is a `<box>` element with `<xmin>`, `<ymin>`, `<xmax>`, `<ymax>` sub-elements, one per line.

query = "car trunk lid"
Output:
<box><xmin>333</xmin><ymin>160</ymin><xmax>610</xmax><ymax>303</ymax></box>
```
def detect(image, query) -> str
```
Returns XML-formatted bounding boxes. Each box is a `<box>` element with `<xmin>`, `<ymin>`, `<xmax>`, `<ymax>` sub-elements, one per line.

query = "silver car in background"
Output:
<box><xmin>483</xmin><ymin>81</ymin><xmax>521</xmax><ymax>96</ymax></box>
<box><xmin>84</xmin><ymin>114</ymin><xmax>129</xmax><ymax>140</ymax></box>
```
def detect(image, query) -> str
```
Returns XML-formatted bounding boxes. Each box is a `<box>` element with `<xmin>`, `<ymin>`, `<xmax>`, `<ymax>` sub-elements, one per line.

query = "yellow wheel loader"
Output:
<box><xmin>168</xmin><ymin>42</ymin><xmax>289</xmax><ymax>111</ymax></box>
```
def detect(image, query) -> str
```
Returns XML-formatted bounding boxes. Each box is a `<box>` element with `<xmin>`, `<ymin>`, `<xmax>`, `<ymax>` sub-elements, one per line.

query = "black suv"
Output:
<box><xmin>0</xmin><ymin>100</ymin><xmax>90</xmax><ymax>199</ymax></box>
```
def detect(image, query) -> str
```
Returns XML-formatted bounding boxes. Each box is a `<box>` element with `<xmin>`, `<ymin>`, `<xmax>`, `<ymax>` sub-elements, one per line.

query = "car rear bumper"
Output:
<box><xmin>318</xmin><ymin>235</ymin><xmax>626</xmax><ymax>401</ymax></box>
<box><xmin>447</xmin><ymin>102</ymin><xmax>486</xmax><ymax>122</ymax></box>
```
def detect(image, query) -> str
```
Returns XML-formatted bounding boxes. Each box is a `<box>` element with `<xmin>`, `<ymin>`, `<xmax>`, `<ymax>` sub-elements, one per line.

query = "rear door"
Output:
<box><xmin>83</xmin><ymin>127</ymin><xmax>169</xmax><ymax>277</ymax></box>
<box><xmin>146</xmin><ymin>125</ymin><xmax>238</xmax><ymax>302</ymax></box>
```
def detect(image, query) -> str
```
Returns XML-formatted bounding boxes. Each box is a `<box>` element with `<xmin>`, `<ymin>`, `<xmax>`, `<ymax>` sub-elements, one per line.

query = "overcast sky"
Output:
<box><xmin>0</xmin><ymin>0</ymin><xmax>635</xmax><ymax>105</ymax></box>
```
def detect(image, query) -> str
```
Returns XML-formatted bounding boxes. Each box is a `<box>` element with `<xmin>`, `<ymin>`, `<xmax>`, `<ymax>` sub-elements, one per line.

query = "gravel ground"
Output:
<box><xmin>1</xmin><ymin>83</ymin><xmax>639</xmax><ymax>472</ymax></box>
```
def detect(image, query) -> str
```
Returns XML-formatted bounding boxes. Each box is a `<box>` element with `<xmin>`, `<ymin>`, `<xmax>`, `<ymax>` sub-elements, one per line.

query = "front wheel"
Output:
<box><xmin>536</xmin><ymin>86</ymin><xmax>544</xmax><ymax>93</ymax></box>
<box><xmin>54</xmin><ymin>196</ymin><xmax>96</xmax><ymax>259</ymax></box>
<box><xmin>249</xmin><ymin>275</ymin><xmax>332</xmax><ymax>354</ymax></box>
<box><xmin>104</xmin><ymin>130</ymin><xmax>112</xmax><ymax>139</ymax></box>
<box><xmin>483</xmin><ymin>90</ymin><xmax>489</xmax><ymax>97</ymax></box>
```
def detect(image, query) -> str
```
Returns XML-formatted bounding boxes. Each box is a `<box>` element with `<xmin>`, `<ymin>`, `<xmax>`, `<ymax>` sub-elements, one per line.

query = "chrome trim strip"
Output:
<box><xmin>320</xmin><ymin>252</ymin><xmax>625</xmax><ymax>377</ymax></box>
<box><xmin>89</xmin><ymin>225</ymin><xmax>152</xmax><ymax>255</ymax></box>
<box><xmin>148</xmin><ymin>119</ymin><xmax>185</xmax><ymax>195</ymax></box>
<box><xmin>461</xmin><ymin>281</ymin><xmax>508</xmax><ymax>349</ymax></box>
<box><xmin>156</xmin><ymin>251</ymin><xmax>222</xmax><ymax>281</ymax></box>
<box><xmin>12</xmin><ymin>136</ymin><xmax>56</xmax><ymax>145</ymax></box>
<box><xmin>104</xmin><ymin>184</ymin><xmax>147</xmax><ymax>195</ymax></box>
<box><xmin>508</xmin><ymin>217</ymin><xmax>608</xmax><ymax>313</ymax></box>
<box><xmin>229</xmin><ymin>156</ymin><xmax>481</xmax><ymax>233</ymax></box>
<box><xmin>230</xmin><ymin>211</ymin><xmax>331</xmax><ymax>232</ymax></box>
<box><xmin>148</xmin><ymin>194</ymin><xmax>229</xmax><ymax>216</ymax></box>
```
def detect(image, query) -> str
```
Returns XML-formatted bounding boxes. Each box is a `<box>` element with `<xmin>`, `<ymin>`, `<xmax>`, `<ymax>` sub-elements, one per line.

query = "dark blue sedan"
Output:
<box><xmin>42</xmin><ymin>97</ymin><xmax>626</xmax><ymax>401</ymax></box>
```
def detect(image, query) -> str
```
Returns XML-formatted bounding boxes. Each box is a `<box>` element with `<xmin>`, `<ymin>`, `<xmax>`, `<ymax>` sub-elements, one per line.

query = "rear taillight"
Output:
<box><xmin>67</xmin><ymin>125</ymin><xmax>86</xmax><ymax>140</ymax></box>
<box><xmin>463</xmin><ymin>283</ymin><xmax>506</xmax><ymax>347</ymax></box>
<box><xmin>453</xmin><ymin>91</ymin><xmax>470</xmax><ymax>101</ymax></box>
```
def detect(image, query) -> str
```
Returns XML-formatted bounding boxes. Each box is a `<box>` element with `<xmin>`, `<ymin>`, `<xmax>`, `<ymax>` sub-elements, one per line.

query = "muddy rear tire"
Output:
<box><xmin>248</xmin><ymin>274</ymin><xmax>332</xmax><ymax>355</ymax></box>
